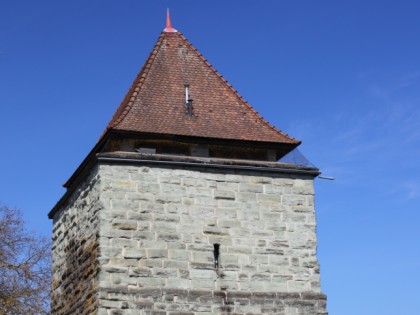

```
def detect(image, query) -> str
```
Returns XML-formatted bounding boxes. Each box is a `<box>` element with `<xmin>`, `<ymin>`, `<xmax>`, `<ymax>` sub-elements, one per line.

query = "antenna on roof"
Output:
<box><xmin>318</xmin><ymin>175</ymin><xmax>335</xmax><ymax>180</ymax></box>
<box><xmin>164</xmin><ymin>8</ymin><xmax>177</xmax><ymax>33</ymax></box>
<box><xmin>185</xmin><ymin>84</ymin><xmax>190</xmax><ymax>104</ymax></box>
<box><xmin>185</xmin><ymin>84</ymin><xmax>194</xmax><ymax>118</ymax></box>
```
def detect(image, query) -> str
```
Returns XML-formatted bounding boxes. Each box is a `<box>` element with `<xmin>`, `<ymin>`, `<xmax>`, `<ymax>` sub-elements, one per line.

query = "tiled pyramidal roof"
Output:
<box><xmin>105</xmin><ymin>26</ymin><xmax>300</xmax><ymax>145</ymax></box>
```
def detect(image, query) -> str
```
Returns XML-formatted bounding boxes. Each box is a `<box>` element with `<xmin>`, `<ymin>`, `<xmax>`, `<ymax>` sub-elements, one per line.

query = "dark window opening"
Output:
<box><xmin>213</xmin><ymin>244</ymin><xmax>220</xmax><ymax>269</ymax></box>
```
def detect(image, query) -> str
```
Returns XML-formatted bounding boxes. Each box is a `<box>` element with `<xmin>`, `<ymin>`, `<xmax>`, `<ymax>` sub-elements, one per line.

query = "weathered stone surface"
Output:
<box><xmin>51</xmin><ymin>169</ymin><xmax>102</xmax><ymax>315</ymax></box>
<box><xmin>51</xmin><ymin>162</ymin><xmax>326</xmax><ymax>314</ymax></box>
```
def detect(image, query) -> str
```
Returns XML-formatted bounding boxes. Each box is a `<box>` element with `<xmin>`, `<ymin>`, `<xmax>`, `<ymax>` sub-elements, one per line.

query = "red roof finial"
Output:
<box><xmin>164</xmin><ymin>8</ymin><xmax>177</xmax><ymax>33</ymax></box>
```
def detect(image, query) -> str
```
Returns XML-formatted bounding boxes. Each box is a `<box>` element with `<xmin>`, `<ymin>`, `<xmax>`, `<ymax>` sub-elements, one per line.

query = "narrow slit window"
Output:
<box><xmin>213</xmin><ymin>244</ymin><xmax>220</xmax><ymax>269</ymax></box>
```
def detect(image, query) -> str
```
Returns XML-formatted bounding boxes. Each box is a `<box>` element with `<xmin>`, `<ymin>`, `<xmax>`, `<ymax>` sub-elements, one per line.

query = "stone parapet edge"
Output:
<box><xmin>97</xmin><ymin>151</ymin><xmax>320</xmax><ymax>175</ymax></box>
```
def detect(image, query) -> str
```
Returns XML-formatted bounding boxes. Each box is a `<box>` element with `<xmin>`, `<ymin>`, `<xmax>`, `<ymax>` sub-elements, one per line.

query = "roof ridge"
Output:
<box><xmin>177</xmin><ymin>32</ymin><xmax>300</xmax><ymax>144</ymax></box>
<box><xmin>106</xmin><ymin>32</ymin><xmax>166</xmax><ymax>130</ymax></box>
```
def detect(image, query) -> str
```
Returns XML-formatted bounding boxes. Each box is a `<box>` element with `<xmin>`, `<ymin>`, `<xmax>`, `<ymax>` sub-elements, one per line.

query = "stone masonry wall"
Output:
<box><xmin>97</xmin><ymin>162</ymin><xmax>326</xmax><ymax>314</ymax></box>
<box><xmin>98</xmin><ymin>287</ymin><xmax>326</xmax><ymax>314</ymax></box>
<box><xmin>51</xmin><ymin>167</ymin><xmax>102</xmax><ymax>315</ymax></box>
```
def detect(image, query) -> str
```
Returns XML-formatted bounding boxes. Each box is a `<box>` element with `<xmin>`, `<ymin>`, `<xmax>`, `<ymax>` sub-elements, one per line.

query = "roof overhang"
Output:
<box><xmin>49</xmin><ymin>148</ymin><xmax>318</xmax><ymax>219</ymax></box>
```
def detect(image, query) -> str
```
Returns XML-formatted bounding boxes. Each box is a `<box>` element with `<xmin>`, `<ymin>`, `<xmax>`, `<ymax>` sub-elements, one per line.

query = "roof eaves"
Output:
<box><xmin>108</xmin><ymin>129</ymin><xmax>299</xmax><ymax>149</ymax></box>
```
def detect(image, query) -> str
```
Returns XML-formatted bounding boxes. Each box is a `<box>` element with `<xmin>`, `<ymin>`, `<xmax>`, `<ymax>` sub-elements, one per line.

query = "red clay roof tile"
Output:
<box><xmin>106</xmin><ymin>31</ymin><xmax>300</xmax><ymax>145</ymax></box>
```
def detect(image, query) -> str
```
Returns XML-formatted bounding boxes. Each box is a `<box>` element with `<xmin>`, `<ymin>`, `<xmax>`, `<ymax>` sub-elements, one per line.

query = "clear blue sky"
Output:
<box><xmin>1</xmin><ymin>1</ymin><xmax>419</xmax><ymax>314</ymax></box>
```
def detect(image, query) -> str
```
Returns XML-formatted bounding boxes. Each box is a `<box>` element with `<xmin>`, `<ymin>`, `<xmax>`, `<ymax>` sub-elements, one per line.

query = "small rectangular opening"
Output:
<box><xmin>136</xmin><ymin>147</ymin><xmax>156</xmax><ymax>154</ymax></box>
<box><xmin>213</xmin><ymin>244</ymin><xmax>220</xmax><ymax>269</ymax></box>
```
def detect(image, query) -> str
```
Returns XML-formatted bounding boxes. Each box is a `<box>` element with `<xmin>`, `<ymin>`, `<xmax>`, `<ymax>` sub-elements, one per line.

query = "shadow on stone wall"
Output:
<box><xmin>52</xmin><ymin>237</ymin><xmax>99</xmax><ymax>315</ymax></box>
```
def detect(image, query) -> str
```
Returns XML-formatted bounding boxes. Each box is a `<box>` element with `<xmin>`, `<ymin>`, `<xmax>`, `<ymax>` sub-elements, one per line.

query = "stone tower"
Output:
<box><xmin>49</xmin><ymin>14</ymin><xmax>327</xmax><ymax>315</ymax></box>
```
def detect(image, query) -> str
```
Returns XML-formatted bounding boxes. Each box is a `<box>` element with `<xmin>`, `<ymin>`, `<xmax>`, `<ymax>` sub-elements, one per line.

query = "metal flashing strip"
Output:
<box><xmin>97</xmin><ymin>155</ymin><xmax>320</xmax><ymax>176</ymax></box>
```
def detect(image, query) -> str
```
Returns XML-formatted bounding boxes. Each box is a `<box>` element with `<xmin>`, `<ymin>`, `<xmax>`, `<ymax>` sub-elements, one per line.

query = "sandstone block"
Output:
<box><xmin>187</xmin><ymin>187</ymin><xmax>212</xmax><ymax>197</ymax></box>
<box><xmin>214</xmin><ymin>190</ymin><xmax>235</xmax><ymax>200</ymax></box>
<box><xmin>168</xmin><ymin>250</ymin><xmax>191</xmax><ymax>261</ymax></box>
<box><xmin>124</xmin><ymin>248</ymin><xmax>146</xmax><ymax>259</ymax></box>
<box><xmin>163</xmin><ymin>260</ymin><xmax>188</xmax><ymax>269</ymax></box>
<box><xmin>112</xmin><ymin>219</ymin><xmax>137</xmax><ymax>231</ymax></box>
<box><xmin>166</xmin><ymin>278</ymin><xmax>190</xmax><ymax>289</ymax></box>
<box><xmin>139</xmin><ymin>259</ymin><xmax>163</xmax><ymax>268</ymax></box>
<box><xmin>147</xmin><ymin>249</ymin><xmax>168</xmax><ymax>259</ymax></box>
<box><xmin>129</xmin><ymin>267</ymin><xmax>152</xmax><ymax>277</ymax></box>
<box><xmin>190</xmin><ymin>269</ymin><xmax>215</xmax><ymax>279</ymax></box>
<box><xmin>215</xmin><ymin>208</ymin><xmax>237</xmax><ymax>219</ymax></box>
